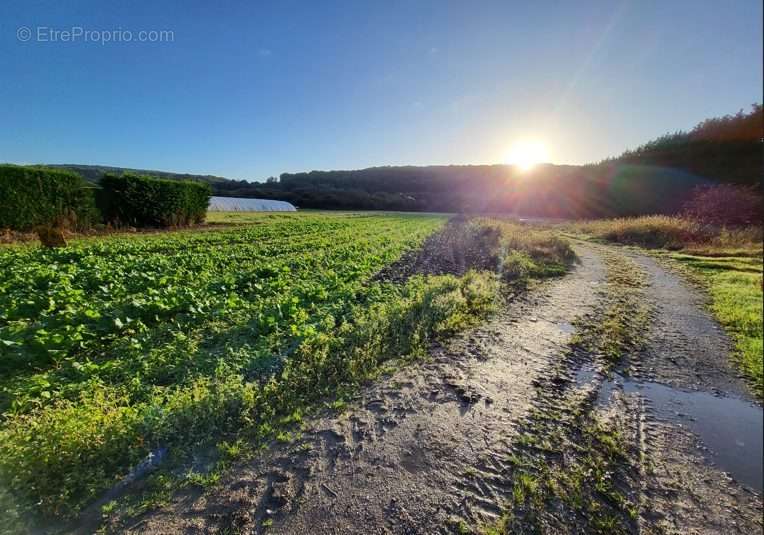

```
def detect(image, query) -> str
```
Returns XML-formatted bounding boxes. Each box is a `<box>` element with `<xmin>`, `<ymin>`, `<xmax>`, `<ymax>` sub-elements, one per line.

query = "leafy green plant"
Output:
<box><xmin>0</xmin><ymin>215</ymin><xmax>445</xmax><ymax>520</ymax></box>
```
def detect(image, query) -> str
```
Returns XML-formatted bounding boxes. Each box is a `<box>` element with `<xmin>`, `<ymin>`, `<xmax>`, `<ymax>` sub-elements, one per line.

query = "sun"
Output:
<box><xmin>504</xmin><ymin>140</ymin><xmax>550</xmax><ymax>171</ymax></box>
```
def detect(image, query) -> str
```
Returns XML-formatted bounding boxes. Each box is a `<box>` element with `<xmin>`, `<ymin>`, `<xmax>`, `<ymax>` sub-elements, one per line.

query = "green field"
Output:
<box><xmin>0</xmin><ymin>212</ymin><xmax>578</xmax><ymax>527</ymax></box>
<box><xmin>1</xmin><ymin>213</ymin><xmax>455</xmax><ymax>519</ymax></box>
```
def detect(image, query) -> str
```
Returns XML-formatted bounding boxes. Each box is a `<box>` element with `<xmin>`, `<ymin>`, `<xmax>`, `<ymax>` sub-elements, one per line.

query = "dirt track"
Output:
<box><xmin>123</xmin><ymin>243</ymin><xmax>763</xmax><ymax>534</ymax></box>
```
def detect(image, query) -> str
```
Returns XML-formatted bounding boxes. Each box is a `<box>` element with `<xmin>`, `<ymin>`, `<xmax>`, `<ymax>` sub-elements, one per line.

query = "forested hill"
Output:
<box><xmin>212</xmin><ymin>104</ymin><xmax>764</xmax><ymax>216</ymax></box>
<box><xmin>607</xmin><ymin>104</ymin><xmax>763</xmax><ymax>186</ymax></box>
<box><xmin>47</xmin><ymin>164</ymin><xmax>231</xmax><ymax>185</ymax></box>
<box><xmin>48</xmin><ymin>105</ymin><xmax>761</xmax><ymax>217</ymax></box>
<box><xmin>227</xmin><ymin>164</ymin><xmax>711</xmax><ymax>217</ymax></box>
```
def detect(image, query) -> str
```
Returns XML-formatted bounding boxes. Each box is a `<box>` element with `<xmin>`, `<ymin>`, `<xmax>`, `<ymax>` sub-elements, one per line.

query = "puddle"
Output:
<box><xmin>557</xmin><ymin>321</ymin><xmax>575</xmax><ymax>334</ymax></box>
<box><xmin>574</xmin><ymin>363</ymin><xmax>598</xmax><ymax>386</ymax></box>
<box><xmin>599</xmin><ymin>375</ymin><xmax>763</xmax><ymax>492</ymax></box>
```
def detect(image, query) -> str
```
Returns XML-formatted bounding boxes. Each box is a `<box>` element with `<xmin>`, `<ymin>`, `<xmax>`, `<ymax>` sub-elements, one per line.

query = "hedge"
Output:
<box><xmin>98</xmin><ymin>173</ymin><xmax>211</xmax><ymax>227</ymax></box>
<box><xmin>0</xmin><ymin>165</ymin><xmax>99</xmax><ymax>231</ymax></box>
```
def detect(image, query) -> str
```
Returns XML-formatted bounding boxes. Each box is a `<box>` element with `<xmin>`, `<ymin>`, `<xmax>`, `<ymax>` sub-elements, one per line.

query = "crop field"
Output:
<box><xmin>1</xmin><ymin>213</ymin><xmax>469</xmax><ymax>518</ymax></box>
<box><xmin>3</xmin><ymin>212</ymin><xmax>570</xmax><ymax>528</ymax></box>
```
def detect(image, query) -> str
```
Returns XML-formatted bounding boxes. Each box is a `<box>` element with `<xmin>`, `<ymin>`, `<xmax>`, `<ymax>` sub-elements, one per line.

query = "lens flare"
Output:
<box><xmin>504</xmin><ymin>141</ymin><xmax>550</xmax><ymax>171</ymax></box>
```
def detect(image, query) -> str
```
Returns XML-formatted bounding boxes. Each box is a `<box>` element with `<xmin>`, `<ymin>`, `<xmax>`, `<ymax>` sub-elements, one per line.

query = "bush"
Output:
<box><xmin>99</xmin><ymin>173</ymin><xmax>211</xmax><ymax>227</ymax></box>
<box><xmin>0</xmin><ymin>165</ymin><xmax>99</xmax><ymax>231</ymax></box>
<box><xmin>682</xmin><ymin>184</ymin><xmax>763</xmax><ymax>227</ymax></box>
<box><xmin>475</xmin><ymin>219</ymin><xmax>578</xmax><ymax>277</ymax></box>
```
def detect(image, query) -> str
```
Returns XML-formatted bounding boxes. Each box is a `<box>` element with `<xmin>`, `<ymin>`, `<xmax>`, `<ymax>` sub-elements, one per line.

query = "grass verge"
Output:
<box><xmin>566</xmin><ymin>215</ymin><xmax>761</xmax><ymax>251</ymax></box>
<box><xmin>667</xmin><ymin>252</ymin><xmax>763</xmax><ymax>398</ymax></box>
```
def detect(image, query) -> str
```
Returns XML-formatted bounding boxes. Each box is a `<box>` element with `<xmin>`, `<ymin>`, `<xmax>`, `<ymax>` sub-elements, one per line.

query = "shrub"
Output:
<box><xmin>681</xmin><ymin>184</ymin><xmax>763</xmax><ymax>227</ymax></box>
<box><xmin>98</xmin><ymin>173</ymin><xmax>211</xmax><ymax>227</ymax></box>
<box><xmin>475</xmin><ymin>219</ymin><xmax>578</xmax><ymax>277</ymax></box>
<box><xmin>0</xmin><ymin>165</ymin><xmax>99</xmax><ymax>231</ymax></box>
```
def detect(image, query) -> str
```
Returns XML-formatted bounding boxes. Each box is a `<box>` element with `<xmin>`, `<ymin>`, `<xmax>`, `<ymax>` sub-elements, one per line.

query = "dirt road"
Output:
<box><xmin>126</xmin><ymin>243</ymin><xmax>762</xmax><ymax>534</ymax></box>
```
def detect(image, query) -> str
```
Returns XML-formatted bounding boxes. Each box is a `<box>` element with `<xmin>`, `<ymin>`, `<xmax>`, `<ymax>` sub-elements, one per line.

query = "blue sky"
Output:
<box><xmin>1</xmin><ymin>0</ymin><xmax>761</xmax><ymax>181</ymax></box>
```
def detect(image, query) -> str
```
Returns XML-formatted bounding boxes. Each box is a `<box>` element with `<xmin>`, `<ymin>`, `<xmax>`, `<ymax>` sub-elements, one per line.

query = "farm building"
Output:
<box><xmin>208</xmin><ymin>196</ymin><xmax>297</xmax><ymax>211</ymax></box>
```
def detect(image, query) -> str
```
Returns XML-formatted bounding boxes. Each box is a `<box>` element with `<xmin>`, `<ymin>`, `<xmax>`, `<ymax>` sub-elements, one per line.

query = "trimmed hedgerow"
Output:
<box><xmin>0</xmin><ymin>165</ymin><xmax>99</xmax><ymax>231</ymax></box>
<box><xmin>98</xmin><ymin>173</ymin><xmax>211</xmax><ymax>228</ymax></box>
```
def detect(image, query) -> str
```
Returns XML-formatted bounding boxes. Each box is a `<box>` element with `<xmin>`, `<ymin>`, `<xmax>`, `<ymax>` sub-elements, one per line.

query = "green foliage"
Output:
<box><xmin>0</xmin><ymin>215</ymin><xmax>444</xmax><ymax>520</ymax></box>
<box><xmin>98</xmin><ymin>173</ymin><xmax>211</xmax><ymax>227</ymax></box>
<box><xmin>502</xmin><ymin>251</ymin><xmax>537</xmax><ymax>279</ymax></box>
<box><xmin>471</xmin><ymin>219</ymin><xmax>578</xmax><ymax>280</ymax></box>
<box><xmin>0</xmin><ymin>390</ymin><xmax>146</xmax><ymax>517</ymax></box>
<box><xmin>0</xmin><ymin>164</ymin><xmax>99</xmax><ymax>231</ymax></box>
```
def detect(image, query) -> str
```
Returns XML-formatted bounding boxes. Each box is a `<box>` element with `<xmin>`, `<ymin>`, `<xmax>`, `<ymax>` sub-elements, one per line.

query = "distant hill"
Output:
<box><xmin>47</xmin><ymin>164</ymin><xmax>232</xmax><ymax>186</ymax></box>
<box><xmin>605</xmin><ymin>104</ymin><xmax>762</xmax><ymax>186</ymax></box>
<box><xmin>42</xmin><ymin>105</ymin><xmax>762</xmax><ymax>217</ymax></box>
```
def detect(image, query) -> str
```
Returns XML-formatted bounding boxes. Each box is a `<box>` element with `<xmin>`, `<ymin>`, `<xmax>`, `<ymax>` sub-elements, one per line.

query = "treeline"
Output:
<box><xmin>270</xmin><ymin>165</ymin><xmax>718</xmax><ymax>217</ymax></box>
<box><xmin>48</xmin><ymin>164</ymin><xmax>230</xmax><ymax>186</ymax></box>
<box><xmin>212</xmin><ymin>105</ymin><xmax>762</xmax><ymax>216</ymax></box>
<box><xmin>34</xmin><ymin>104</ymin><xmax>764</xmax><ymax>218</ymax></box>
<box><xmin>607</xmin><ymin>104</ymin><xmax>763</xmax><ymax>186</ymax></box>
<box><xmin>213</xmin><ymin>164</ymin><xmax>721</xmax><ymax>217</ymax></box>
<box><xmin>0</xmin><ymin>165</ymin><xmax>211</xmax><ymax>231</ymax></box>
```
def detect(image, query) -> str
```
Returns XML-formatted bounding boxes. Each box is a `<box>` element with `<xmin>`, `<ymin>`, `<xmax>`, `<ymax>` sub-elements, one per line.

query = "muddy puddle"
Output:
<box><xmin>597</xmin><ymin>373</ymin><xmax>763</xmax><ymax>492</ymax></box>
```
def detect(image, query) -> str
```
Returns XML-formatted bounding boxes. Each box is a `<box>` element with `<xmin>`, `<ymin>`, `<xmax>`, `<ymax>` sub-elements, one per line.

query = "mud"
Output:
<box><xmin>599</xmin><ymin>375</ymin><xmax>763</xmax><ymax>491</ymax></box>
<box><xmin>625</xmin><ymin>253</ymin><xmax>750</xmax><ymax>397</ymax></box>
<box><xmin>611</xmin><ymin>249</ymin><xmax>762</xmax><ymax>534</ymax></box>
<box><xmin>111</xmin><ymin>243</ymin><xmax>762</xmax><ymax>534</ymax></box>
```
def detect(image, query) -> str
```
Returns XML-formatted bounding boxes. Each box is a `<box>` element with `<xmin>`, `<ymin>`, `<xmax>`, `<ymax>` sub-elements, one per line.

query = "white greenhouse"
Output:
<box><xmin>208</xmin><ymin>196</ymin><xmax>297</xmax><ymax>212</ymax></box>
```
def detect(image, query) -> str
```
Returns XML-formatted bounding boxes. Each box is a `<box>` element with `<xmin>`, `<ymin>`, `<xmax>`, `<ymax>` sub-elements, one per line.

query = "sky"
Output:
<box><xmin>1</xmin><ymin>0</ymin><xmax>762</xmax><ymax>181</ymax></box>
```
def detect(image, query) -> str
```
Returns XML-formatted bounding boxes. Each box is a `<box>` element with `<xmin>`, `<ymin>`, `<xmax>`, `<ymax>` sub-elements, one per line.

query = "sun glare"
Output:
<box><xmin>504</xmin><ymin>140</ymin><xmax>550</xmax><ymax>171</ymax></box>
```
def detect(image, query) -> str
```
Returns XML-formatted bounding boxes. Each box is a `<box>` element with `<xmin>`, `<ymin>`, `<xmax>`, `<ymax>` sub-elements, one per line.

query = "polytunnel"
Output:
<box><xmin>207</xmin><ymin>196</ymin><xmax>297</xmax><ymax>211</ymax></box>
